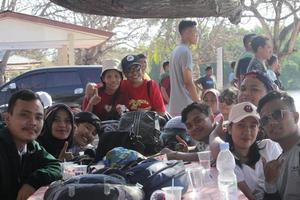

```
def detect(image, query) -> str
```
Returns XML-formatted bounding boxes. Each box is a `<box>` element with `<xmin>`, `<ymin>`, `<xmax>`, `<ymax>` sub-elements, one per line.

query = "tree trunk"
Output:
<box><xmin>0</xmin><ymin>50</ymin><xmax>10</xmax><ymax>86</ymax></box>
<box><xmin>50</xmin><ymin>0</ymin><xmax>242</xmax><ymax>24</ymax></box>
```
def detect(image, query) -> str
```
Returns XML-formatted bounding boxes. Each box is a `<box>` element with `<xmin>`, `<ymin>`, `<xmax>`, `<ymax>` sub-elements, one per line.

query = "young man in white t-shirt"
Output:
<box><xmin>257</xmin><ymin>91</ymin><xmax>300</xmax><ymax>200</ymax></box>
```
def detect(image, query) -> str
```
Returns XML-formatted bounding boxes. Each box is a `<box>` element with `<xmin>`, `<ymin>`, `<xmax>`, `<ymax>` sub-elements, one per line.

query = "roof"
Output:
<box><xmin>0</xmin><ymin>11</ymin><xmax>114</xmax><ymax>50</ymax></box>
<box><xmin>50</xmin><ymin>0</ymin><xmax>242</xmax><ymax>24</ymax></box>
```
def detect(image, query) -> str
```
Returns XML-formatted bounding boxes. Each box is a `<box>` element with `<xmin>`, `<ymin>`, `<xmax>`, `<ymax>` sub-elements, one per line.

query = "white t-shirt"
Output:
<box><xmin>275</xmin><ymin>139</ymin><xmax>300</xmax><ymax>200</ymax></box>
<box><xmin>234</xmin><ymin>139</ymin><xmax>282</xmax><ymax>199</ymax></box>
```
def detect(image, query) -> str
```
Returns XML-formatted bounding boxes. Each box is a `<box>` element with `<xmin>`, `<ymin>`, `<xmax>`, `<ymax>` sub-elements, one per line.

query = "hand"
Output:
<box><xmin>58</xmin><ymin>141</ymin><xmax>74</xmax><ymax>161</ymax></box>
<box><xmin>264</xmin><ymin>158</ymin><xmax>284</xmax><ymax>184</ymax></box>
<box><xmin>212</xmin><ymin>117</ymin><xmax>226</xmax><ymax>140</ymax></box>
<box><xmin>17</xmin><ymin>184</ymin><xmax>36</xmax><ymax>200</ymax></box>
<box><xmin>116</xmin><ymin>104</ymin><xmax>127</xmax><ymax>115</ymax></box>
<box><xmin>89</xmin><ymin>95</ymin><xmax>101</xmax><ymax>105</ymax></box>
<box><xmin>175</xmin><ymin>135</ymin><xmax>189</xmax><ymax>152</ymax></box>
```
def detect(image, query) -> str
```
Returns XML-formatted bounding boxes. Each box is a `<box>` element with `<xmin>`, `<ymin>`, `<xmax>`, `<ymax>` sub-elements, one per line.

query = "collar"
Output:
<box><xmin>18</xmin><ymin>144</ymin><xmax>27</xmax><ymax>157</ymax></box>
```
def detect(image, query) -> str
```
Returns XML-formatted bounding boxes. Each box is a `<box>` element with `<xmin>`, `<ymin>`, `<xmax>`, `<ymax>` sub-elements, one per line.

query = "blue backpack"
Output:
<box><xmin>98</xmin><ymin>158</ymin><xmax>189</xmax><ymax>199</ymax></box>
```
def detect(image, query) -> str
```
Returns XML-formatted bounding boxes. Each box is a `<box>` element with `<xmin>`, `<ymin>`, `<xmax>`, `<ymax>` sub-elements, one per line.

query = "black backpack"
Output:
<box><xmin>44</xmin><ymin>174</ymin><xmax>144</xmax><ymax>200</ymax></box>
<box><xmin>118</xmin><ymin>110</ymin><xmax>162</xmax><ymax>155</ymax></box>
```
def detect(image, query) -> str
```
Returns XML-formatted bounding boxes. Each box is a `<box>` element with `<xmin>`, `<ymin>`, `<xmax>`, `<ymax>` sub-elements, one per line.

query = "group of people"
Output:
<box><xmin>0</xmin><ymin>19</ymin><xmax>298</xmax><ymax>200</ymax></box>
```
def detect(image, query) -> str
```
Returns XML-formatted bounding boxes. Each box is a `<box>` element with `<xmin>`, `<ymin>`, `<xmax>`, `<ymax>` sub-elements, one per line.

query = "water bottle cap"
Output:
<box><xmin>219</xmin><ymin>142</ymin><xmax>229</xmax><ymax>151</ymax></box>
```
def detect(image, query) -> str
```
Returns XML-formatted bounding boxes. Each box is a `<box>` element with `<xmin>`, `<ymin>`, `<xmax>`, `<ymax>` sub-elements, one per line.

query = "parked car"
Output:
<box><xmin>0</xmin><ymin>65</ymin><xmax>102</xmax><ymax>112</ymax></box>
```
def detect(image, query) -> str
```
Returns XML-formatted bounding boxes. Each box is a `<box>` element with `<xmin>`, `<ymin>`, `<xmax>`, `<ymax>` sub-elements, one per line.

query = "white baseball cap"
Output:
<box><xmin>228</xmin><ymin>102</ymin><xmax>260</xmax><ymax>123</ymax></box>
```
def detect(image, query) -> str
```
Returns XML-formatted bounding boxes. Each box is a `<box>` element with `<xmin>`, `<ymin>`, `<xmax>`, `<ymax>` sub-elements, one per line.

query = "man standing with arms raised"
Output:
<box><xmin>169</xmin><ymin>20</ymin><xmax>199</xmax><ymax>116</ymax></box>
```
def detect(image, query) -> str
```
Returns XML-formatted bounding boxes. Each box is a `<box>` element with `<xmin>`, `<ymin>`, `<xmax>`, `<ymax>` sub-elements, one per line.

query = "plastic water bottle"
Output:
<box><xmin>216</xmin><ymin>143</ymin><xmax>238</xmax><ymax>200</ymax></box>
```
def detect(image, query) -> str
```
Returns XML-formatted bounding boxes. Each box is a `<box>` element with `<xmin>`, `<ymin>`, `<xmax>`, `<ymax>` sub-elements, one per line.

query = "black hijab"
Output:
<box><xmin>38</xmin><ymin>104</ymin><xmax>75</xmax><ymax>158</ymax></box>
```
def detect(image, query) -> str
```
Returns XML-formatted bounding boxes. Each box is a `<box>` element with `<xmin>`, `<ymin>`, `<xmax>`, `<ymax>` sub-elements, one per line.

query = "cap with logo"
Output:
<box><xmin>121</xmin><ymin>55</ymin><xmax>141</xmax><ymax>73</ymax></box>
<box><xmin>228</xmin><ymin>102</ymin><xmax>260</xmax><ymax>123</ymax></box>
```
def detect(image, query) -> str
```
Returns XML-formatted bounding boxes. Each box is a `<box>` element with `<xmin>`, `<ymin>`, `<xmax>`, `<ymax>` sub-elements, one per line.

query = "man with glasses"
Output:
<box><xmin>120</xmin><ymin>55</ymin><xmax>165</xmax><ymax>116</ymax></box>
<box><xmin>169</xmin><ymin>20</ymin><xmax>199</xmax><ymax>116</ymax></box>
<box><xmin>257</xmin><ymin>91</ymin><xmax>300</xmax><ymax>200</ymax></box>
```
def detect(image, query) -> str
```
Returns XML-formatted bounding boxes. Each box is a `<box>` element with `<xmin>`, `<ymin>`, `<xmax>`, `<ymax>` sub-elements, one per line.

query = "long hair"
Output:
<box><xmin>226</xmin><ymin>123</ymin><xmax>263</xmax><ymax>168</ymax></box>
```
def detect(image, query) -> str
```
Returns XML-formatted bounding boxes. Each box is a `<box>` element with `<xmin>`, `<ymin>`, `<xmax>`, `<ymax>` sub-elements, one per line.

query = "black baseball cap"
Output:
<box><xmin>74</xmin><ymin>112</ymin><xmax>101</xmax><ymax>134</ymax></box>
<box><xmin>121</xmin><ymin>55</ymin><xmax>141</xmax><ymax>73</ymax></box>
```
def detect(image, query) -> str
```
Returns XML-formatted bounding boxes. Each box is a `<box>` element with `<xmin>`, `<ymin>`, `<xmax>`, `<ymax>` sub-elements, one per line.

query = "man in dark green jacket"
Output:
<box><xmin>0</xmin><ymin>90</ymin><xmax>62</xmax><ymax>200</ymax></box>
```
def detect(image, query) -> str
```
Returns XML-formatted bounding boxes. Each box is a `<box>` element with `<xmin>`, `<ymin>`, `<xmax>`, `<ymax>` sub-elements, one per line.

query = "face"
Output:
<box><xmin>184</xmin><ymin>109</ymin><xmax>214</xmax><ymax>141</ymax></box>
<box><xmin>230</xmin><ymin>117</ymin><xmax>259</xmax><ymax>151</ymax></box>
<box><xmin>259</xmin><ymin>99</ymin><xmax>299</xmax><ymax>142</ymax></box>
<box><xmin>51</xmin><ymin>109</ymin><xmax>72</xmax><ymax>140</ymax></box>
<box><xmin>125</xmin><ymin>64</ymin><xmax>143</xmax><ymax>84</ymax></box>
<box><xmin>139</xmin><ymin>58</ymin><xmax>147</xmax><ymax>73</ymax></box>
<box><xmin>203</xmin><ymin>92</ymin><xmax>218</xmax><ymax>114</ymax></box>
<box><xmin>164</xmin><ymin>64</ymin><xmax>169</xmax><ymax>72</ymax></box>
<box><xmin>74</xmin><ymin>122</ymin><xmax>96</xmax><ymax>147</ymax></box>
<box><xmin>206</xmin><ymin>69</ymin><xmax>212</xmax><ymax>76</ymax></box>
<box><xmin>6</xmin><ymin>99</ymin><xmax>44</xmax><ymax>145</ymax></box>
<box><xmin>182</xmin><ymin>26</ymin><xmax>198</xmax><ymax>44</ymax></box>
<box><xmin>258</xmin><ymin>41</ymin><xmax>273</xmax><ymax>60</ymax></box>
<box><xmin>238</xmin><ymin>76</ymin><xmax>267</xmax><ymax>106</ymax></box>
<box><xmin>102</xmin><ymin>70</ymin><xmax>122</xmax><ymax>92</ymax></box>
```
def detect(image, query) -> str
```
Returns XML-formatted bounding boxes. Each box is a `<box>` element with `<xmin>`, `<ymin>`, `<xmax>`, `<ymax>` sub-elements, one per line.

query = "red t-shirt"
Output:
<box><xmin>121</xmin><ymin>80</ymin><xmax>165</xmax><ymax>113</ymax></box>
<box><xmin>92</xmin><ymin>88</ymin><xmax>129</xmax><ymax>121</ymax></box>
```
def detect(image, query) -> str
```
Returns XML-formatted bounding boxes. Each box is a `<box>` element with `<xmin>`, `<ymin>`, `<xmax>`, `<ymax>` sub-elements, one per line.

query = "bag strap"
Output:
<box><xmin>146</xmin><ymin>80</ymin><xmax>151</xmax><ymax>99</ymax></box>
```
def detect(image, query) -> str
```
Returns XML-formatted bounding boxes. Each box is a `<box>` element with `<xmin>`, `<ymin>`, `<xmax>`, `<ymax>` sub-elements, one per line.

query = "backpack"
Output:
<box><xmin>98</xmin><ymin>158</ymin><xmax>189</xmax><ymax>199</ymax></box>
<box><xmin>44</xmin><ymin>174</ymin><xmax>144</xmax><ymax>200</ymax></box>
<box><xmin>118</xmin><ymin>110</ymin><xmax>162</xmax><ymax>155</ymax></box>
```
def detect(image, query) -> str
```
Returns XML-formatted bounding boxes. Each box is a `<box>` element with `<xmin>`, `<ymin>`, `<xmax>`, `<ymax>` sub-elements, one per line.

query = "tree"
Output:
<box><xmin>242</xmin><ymin>0</ymin><xmax>300</xmax><ymax>62</ymax></box>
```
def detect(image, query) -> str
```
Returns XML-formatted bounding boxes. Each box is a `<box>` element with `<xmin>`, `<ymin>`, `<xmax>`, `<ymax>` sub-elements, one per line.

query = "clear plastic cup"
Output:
<box><xmin>161</xmin><ymin>186</ymin><xmax>183</xmax><ymax>200</ymax></box>
<box><xmin>197</xmin><ymin>150</ymin><xmax>211</xmax><ymax>171</ymax></box>
<box><xmin>186</xmin><ymin>166</ymin><xmax>203</xmax><ymax>191</ymax></box>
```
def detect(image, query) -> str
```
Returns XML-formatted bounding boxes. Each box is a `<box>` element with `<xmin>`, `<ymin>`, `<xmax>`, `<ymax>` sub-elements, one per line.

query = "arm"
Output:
<box><xmin>160</xmin><ymin>86</ymin><xmax>169</xmax><ymax>104</ymax></box>
<box><xmin>25</xmin><ymin>142</ymin><xmax>62</xmax><ymax>190</ymax></box>
<box><xmin>183</xmin><ymin>68</ymin><xmax>199</xmax><ymax>102</ymax></box>
<box><xmin>209</xmin><ymin>119</ymin><xmax>225</xmax><ymax>161</ymax></box>
<box><xmin>238</xmin><ymin>181</ymin><xmax>256</xmax><ymax>200</ymax></box>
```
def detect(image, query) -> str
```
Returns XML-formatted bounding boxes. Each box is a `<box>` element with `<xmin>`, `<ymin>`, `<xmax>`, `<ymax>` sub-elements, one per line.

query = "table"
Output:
<box><xmin>183</xmin><ymin>168</ymin><xmax>247</xmax><ymax>200</ymax></box>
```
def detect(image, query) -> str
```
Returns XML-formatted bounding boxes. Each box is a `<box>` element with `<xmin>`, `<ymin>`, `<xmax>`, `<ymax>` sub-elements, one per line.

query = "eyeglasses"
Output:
<box><xmin>259</xmin><ymin>109</ymin><xmax>290</xmax><ymax>127</ymax></box>
<box><xmin>125</xmin><ymin>65</ymin><xmax>141</xmax><ymax>74</ymax></box>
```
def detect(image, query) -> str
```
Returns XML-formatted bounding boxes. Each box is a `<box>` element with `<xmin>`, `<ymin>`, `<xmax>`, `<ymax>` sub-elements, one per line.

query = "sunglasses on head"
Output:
<box><xmin>259</xmin><ymin>109</ymin><xmax>289</xmax><ymax>127</ymax></box>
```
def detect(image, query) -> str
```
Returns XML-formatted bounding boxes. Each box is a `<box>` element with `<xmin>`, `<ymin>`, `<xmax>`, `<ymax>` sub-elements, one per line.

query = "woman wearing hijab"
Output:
<box><xmin>38</xmin><ymin>104</ymin><xmax>75</xmax><ymax>161</ymax></box>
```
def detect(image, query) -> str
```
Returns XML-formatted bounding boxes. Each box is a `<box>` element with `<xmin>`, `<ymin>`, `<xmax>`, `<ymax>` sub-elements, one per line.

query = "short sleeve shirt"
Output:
<box><xmin>169</xmin><ymin>43</ymin><xmax>194</xmax><ymax>116</ymax></box>
<box><xmin>195</xmin><ymin>76</ymin><xmax>215</xmax><ymax>90</ymax></box>
<box><xmin>234</xmin><ymin>139</ymin><xmax>282</xmax><ymax>199</ymax></box>
<box><xmin>121</xmin><ymin>80</ymin><xmax>165</xmax><ymax>113</ymax></box>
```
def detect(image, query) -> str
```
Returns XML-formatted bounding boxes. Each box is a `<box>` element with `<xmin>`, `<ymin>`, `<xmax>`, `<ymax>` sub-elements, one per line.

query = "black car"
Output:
<box><xmin>0</xmin><ymin>65</ymin><xmax>102</xmax><ymax>111</ymax></box>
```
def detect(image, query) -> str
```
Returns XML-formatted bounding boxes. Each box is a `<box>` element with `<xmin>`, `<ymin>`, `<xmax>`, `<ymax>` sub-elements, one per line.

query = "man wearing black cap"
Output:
<box><xmin>70</xmin><ymin>112</ymin><xmax>101</xmax><ymax>155</ymax></box>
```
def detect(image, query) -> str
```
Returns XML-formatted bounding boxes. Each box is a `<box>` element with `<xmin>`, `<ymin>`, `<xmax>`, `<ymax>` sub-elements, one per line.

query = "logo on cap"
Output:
<box><xmin>244</xmin><ymin>105</ymin><xmax>253</xmax><ymax>113</ymax></box>
<box><xmin>126</xmin><ymin>55</ymin><xmax>134</xmax><ymax>61</ymax></box>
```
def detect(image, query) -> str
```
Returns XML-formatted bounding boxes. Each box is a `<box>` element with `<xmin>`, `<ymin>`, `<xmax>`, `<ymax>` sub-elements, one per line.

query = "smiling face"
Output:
<box><xmin>74</xmin><ymin>122</ymin><xmax>96</xmax><ymax>147</ymax></box>
<box><xmin>124</xmin><ymin>64</ymin><xmax>143</xmax><ymax>85</ymax></box>
<box><xmin>259</xmin><ymin>99</ymin><xmax>298</xmax><ymax>142</ymax></box>
<box><xmin>238</xmin><ymin>76</ymin><xmax>267</xmax><ymax>106</ymax></box>
<box><xmin>184</xmin><ymin>109</ymin><xmax>214</xmax><ymax>142</ymax></box>
<box><xmin>51</xmin><ymin>109</ymin><xmax>72</xmax><ymax>140</ymax></box>
<box><xmin>102</xmin><ymin>69</ymin><xmax>122</xmax><ymax>92</ymax></box>
<box><xmin>229</xmin><ymin>116</ymin><xmax>259</xmax><ymax>151</ymax></box>
<box><xmin>6</xmin><ymin>99</ymin><xmax>44</xmax><ymax>145</ymax></box>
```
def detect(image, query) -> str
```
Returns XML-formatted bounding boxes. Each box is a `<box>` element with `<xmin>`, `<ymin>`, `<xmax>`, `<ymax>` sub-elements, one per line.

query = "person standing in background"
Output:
<box><xmin>137</xmin><ymin>54</ymin><xmax>151</xmax><ymax>81</ymax></box>
<box><xmin>169</xmin><ymin>20</ymin><xmax>199</xmax><ymax>116</ymax></box>
<box><xmin>195</xmin><ymin>66</ymin><xmax>216</xmax><ymax>93</ymax></box>
<box><xmin>160</xmin><ymin>61</ymin><xmax>170</xmax><ymax>109</ymax></box>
